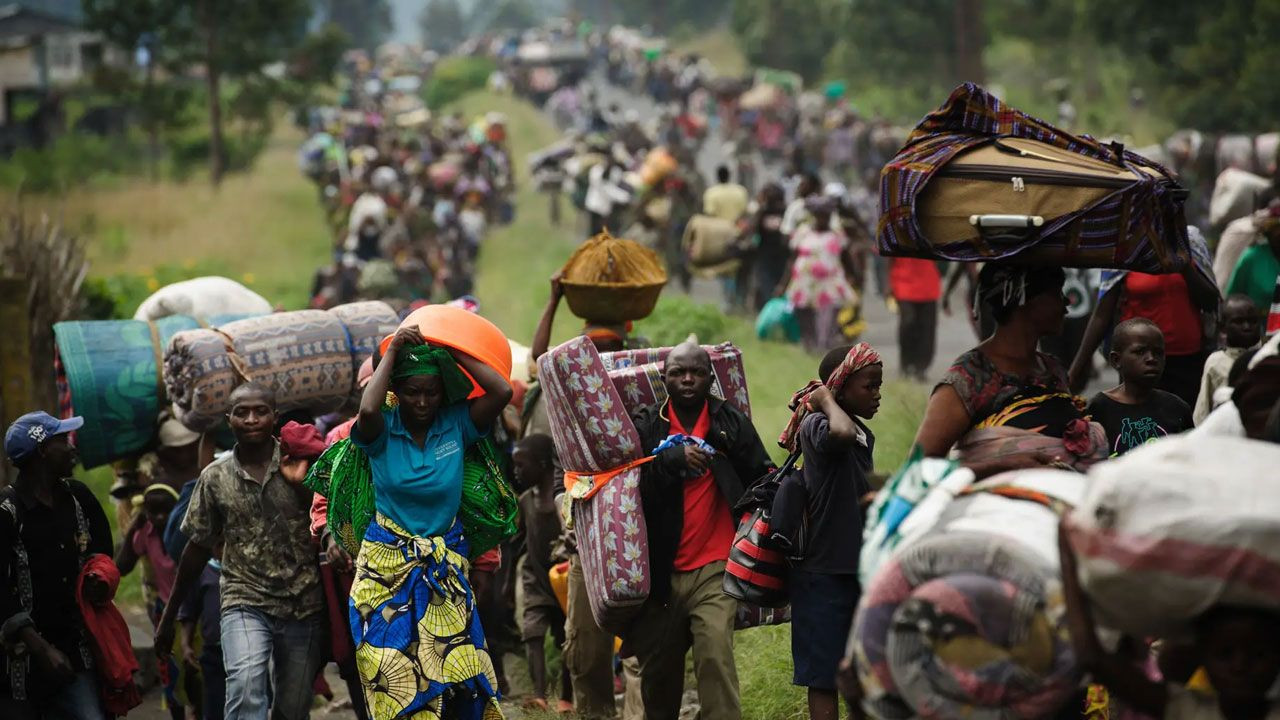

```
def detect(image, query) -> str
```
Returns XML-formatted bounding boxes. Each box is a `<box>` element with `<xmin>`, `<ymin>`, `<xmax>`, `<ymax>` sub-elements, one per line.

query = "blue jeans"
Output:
<box><xmin>221</xmin><ymin>607</ymin><xmax>324</xmax><ymax>720</ymax></box>
<box><xmin>0</xmin><ymin>670</ymin><xmax>106</xmax><ymax>720</ymax></box>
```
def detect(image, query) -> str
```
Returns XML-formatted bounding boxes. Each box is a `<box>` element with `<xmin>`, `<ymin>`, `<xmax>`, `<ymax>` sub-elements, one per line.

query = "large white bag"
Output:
<box><xmin>133</xmin><ymin>276</ymin><xmax>272</xmax><ymax>321</ymax></box>
<box><xmin>1066</xmin><ymin>436</ymin><xmax>1280</xmax><ymax>638</ymax></box>
<box><xmin>1208</xmin><ymin>167</ymin><xmax>1269</xmax><ymax>230</ymax></box>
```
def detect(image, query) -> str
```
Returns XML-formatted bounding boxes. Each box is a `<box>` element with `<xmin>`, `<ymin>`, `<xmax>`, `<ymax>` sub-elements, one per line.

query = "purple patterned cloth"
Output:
<box><xmin>878</xmin><ymin>83</ymin><xmax>1192</xmax><ymax>274</ymax></box>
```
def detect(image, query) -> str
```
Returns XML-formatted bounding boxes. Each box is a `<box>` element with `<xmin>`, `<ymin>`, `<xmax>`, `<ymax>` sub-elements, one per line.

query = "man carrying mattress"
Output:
<box><xmin>628</xmin><ymin>342</ymin><xmax>775</xmax><ymax>720</ymax></box>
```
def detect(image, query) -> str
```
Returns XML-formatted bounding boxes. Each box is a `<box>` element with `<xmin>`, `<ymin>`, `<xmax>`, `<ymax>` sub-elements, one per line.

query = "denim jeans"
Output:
<box><xmin>221</xmin><ymin>606</ymin><xmax>324</xmax><ymax>720</ymax></box>
<box><xmin>0</xmin><ymin>670</ymin><xmax>106</xmax><ymax>720</ymax></box>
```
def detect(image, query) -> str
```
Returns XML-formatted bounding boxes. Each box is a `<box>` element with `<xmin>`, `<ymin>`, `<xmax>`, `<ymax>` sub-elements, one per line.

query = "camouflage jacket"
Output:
<box><xmin>181</xmin><ymin>442</ymin><xmax>322</xmax><ymax>619</ymax></box>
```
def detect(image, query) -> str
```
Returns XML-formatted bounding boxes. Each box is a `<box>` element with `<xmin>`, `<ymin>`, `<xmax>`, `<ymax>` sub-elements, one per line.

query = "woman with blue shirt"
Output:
<box><xmin>349</xmin><ymin>326</ymin><xmax>512</xmax><ymax>720</ymax></box>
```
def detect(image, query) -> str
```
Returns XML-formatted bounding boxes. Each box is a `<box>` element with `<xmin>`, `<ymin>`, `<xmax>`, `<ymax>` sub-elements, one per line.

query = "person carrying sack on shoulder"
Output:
<box><xmin>777</xmin><ymin>344</ymin><xmax>883</xmax><ymax>720</ymax></box>
<box><xmin>628</xmin><ymin>342</ymin><xmax>776</xmax><ymax>720</ymax></box>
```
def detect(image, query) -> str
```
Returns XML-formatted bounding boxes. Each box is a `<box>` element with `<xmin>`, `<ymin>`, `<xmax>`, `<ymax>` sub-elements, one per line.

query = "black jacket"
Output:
<box><xmin>632</xmin><ymin>397</ymin><xmax>776</xmax><ymax>603</ymax></box>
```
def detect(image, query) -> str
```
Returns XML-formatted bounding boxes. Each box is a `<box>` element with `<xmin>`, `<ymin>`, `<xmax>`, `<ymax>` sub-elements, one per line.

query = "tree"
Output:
<box><xmin>731</xmin><ymin>0</ymin><xmax>844</xmax><ymax>82</ymax></box>
<box><xmin>325</xmin><ymin>0</ymin><xmax>392</xmax><ymax>53</ymax></box>
<box><xmin>84</xmin><ymin>0</ymin><xmax>311</xmax><ymax>185</ymax></box>
<box><xmin>1085</xmin><ymin>0</ymin><xmax>1280</xmax><ymax>132</ymax></box>
<box><xmin>487</xmin><ymin>0</ymin><xmax>540</xmax><ymax>32</ymax></box>
<box><xmin>421</xmin><ymin>0</ymin><xmax>466</xmax><ymax>53</ymax></box>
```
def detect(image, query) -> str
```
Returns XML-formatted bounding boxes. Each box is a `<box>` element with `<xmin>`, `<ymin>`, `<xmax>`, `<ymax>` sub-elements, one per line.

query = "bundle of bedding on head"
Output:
<box><xmin>852</xmin><ymin>462</ymin><xmax>1087</xmax><ymax>719</ymax></box>
<box><xmin>163</xmin><ymin>301</ymin><xmax>398</xmax><ymax>432</ymax></box>
<box><xmin>53</xmin><ymin>313</ymin><xmax>258</xmax><ymax>468</ymax></box>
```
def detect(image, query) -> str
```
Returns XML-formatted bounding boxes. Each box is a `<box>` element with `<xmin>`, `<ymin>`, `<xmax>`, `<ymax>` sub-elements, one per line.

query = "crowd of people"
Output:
<box><xmin>301</xmin><ymin>50</ymin><xmax>515</xmax><ymax>314</ymax></box>
<box><xmin>4</xmin><ymin>21</ymin><xmax>1280</xmax><ymax>720</ymax></box>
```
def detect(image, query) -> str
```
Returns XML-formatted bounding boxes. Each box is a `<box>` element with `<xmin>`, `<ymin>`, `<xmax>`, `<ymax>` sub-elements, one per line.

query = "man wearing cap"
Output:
<box><xmin>1</xmin><ymin>411</ymin><xmax>113</xmax><ymax>719</ymax></box>
<box><xmin>155</xmin><ymin>383</ymin><xmax>324</xmax><ymax>720</ymax></box>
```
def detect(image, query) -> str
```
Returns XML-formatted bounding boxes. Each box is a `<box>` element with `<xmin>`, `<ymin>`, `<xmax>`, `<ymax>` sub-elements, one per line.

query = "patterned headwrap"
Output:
<box><xmin>392</xmin><ymin>343</ymin><xmax>474</xmax><ymax>404</ymax></box>
<box><xmin>779</xmin><ymin>342</ymin><xmax>882</xmax><ymax>451</ymax></box>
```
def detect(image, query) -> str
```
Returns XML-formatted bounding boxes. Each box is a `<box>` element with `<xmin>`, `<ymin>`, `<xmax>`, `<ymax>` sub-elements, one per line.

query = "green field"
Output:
<box><xmin>44</xmin><ymin>87</ymin><xmax>926</xmax><ymax>718</ymax></box>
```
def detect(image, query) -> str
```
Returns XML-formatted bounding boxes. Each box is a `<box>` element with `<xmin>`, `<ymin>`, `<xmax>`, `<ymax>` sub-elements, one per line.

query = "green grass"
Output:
<box><xmin>673</xmin><ymin>28</ymin><xmax>750</xmax><ymax>77</ymax></box>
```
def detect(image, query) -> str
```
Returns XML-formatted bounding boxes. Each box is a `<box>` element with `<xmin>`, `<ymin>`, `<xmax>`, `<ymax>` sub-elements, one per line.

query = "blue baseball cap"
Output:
<box><xmin>4</xmin><ymin>412</ymin><xmax>83</xmax><ymax>464</ymax></box>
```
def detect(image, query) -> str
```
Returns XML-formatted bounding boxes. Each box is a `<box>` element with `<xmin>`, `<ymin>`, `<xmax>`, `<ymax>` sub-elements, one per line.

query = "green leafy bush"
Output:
<box><xmin>423</xmin><ymin>56</ymin><xmax>497</xmax><ymax>109</ymax></box>
<box><xmin>634</xmin><ymin>295</ymin><xmax>730</xmax><ymax>347</ymax></box>
<box><xmin>81</xmin><ymin>258</ymin><xmax>240</xmax><ymax>319</ymax></box>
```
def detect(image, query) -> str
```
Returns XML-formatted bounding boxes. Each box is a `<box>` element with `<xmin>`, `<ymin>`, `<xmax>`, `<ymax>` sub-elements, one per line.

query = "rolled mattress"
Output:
<box><xmin>164</xmin><ymin>302</ymin><xmax>397</xmax><ymax>432</ymax></box>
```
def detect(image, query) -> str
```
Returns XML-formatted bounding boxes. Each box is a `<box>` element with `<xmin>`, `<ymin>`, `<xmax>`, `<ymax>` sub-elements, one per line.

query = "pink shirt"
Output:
<box><xmin>132</xmin><ymin>521</ymin><xmax>176</xmax><ymax>602</ymax></box>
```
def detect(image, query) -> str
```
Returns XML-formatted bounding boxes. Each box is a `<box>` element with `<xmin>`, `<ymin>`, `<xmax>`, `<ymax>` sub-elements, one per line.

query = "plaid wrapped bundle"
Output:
<box><xmin>878</xmin><ymin>83</ymin><xmax>1193</xmax><ymax>273</ymax></box>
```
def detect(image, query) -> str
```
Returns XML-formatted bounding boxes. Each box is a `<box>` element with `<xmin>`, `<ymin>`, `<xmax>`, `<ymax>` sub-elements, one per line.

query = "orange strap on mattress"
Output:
<box><xmin>563</xmin><ymin>455</ymin><xmax>656</xmax><ymax>502</ymax></box>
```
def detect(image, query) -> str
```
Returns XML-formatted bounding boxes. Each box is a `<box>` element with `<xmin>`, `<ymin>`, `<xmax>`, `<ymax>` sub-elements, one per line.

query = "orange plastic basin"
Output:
<box><xmin>381</xmin><ymin>305</ymin><xmax>513</xmax><ymax>398</ymax></box>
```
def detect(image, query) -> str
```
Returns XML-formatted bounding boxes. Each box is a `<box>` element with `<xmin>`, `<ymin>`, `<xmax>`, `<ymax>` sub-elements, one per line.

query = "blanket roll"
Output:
<box><xmin>853</xmin><ymin>468</ymin><xmax>1085</xmax><ymax>719</ymax></box>
<box><xmin>53</xmin><ymin>314</ymin><xmax>254</xmax><ymax>468</ymax></box>
<box><xmin>600</xmin><ymin>342</ymin><xmax>751</xmax><ymax>418</ymax></box>
<box><xmin>164</xmin><ymin>302</ymin><xmax>396</xmax><ymax>432</ymax></box>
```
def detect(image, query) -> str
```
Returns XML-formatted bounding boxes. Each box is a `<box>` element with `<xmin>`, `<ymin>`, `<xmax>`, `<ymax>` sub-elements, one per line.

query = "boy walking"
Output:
<box><xmin>1086</xmin><ymin>318</ymin><xmax>1195</xmax><ymax>455</ymax></box>
<box><xmin>155</xmin><ymin>383</ymin><xmax>324</xmax><ymax>720</ymax></box>
<box><xmin>779</xmin><ymin>344</ymin><xmax>882</xmax><ymax>720</ymax></box>
<box><xmin>1194</xmin><ymin>294</ymin><xmax>1263</xmax><ymax>424</ymax></box>
<box><xmin>513</xmin><ymin>434</ymin><xmax>572</xmax><ymax>713</ymax></box>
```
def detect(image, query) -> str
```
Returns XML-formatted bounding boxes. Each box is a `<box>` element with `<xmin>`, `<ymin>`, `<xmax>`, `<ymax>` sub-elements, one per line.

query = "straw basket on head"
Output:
<box><xmin>560</xmin><ymin>230</ymin><xmax>667</xmax><ymax>324</ymax></box>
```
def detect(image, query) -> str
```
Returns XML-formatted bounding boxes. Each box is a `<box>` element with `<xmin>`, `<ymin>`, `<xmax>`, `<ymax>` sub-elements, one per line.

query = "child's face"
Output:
<box><xmin>1224</xmin><ymin>302</ymin><xmax>1262</xmax><ymax>349</ymax></box>
<box><xmin>838</xmin><ymin>364</ymin><xmax>883</xmax><ymax>420</ymax></box>
<box><xmin>1199</xmin><ymin>614</ymin><xmax>1280</xmax><ymax>705</ymax></box>
<box><xmin>144</xmin><ymin>496</ymin><xmax>175</xmax><ymax>531</ymax></box>
<box><xmin>511</xmin><ymin>447</ymin><xmax>548</xmax><ymax>493</ymax></box>
<box><xmin>1109</xmin><ymin>325</ymin><xmax>1165</xmax><ymax>386</ymax></box>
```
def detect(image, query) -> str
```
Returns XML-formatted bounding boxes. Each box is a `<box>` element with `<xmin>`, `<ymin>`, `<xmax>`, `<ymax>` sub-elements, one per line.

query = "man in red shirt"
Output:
<box><xmin>629</xmin><ymin>343</ymin><xmax>775</xmax><ymax>720</ymax></box>
<box><xmin>888</xmin><ymin>257</ymin><xmax>942</xmax><ymax>381</ymax></box>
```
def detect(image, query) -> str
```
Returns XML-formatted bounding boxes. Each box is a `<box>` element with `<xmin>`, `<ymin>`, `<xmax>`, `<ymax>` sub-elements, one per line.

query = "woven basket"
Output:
<box><xmin>561</xmin><ymin>282</ymin><xmax>665</xmax><ymax>323</ymax></box>
<box><xmin>561</xmin><ymin>230</ymin><xmax>667</xmax><ymax>323</ymax></box>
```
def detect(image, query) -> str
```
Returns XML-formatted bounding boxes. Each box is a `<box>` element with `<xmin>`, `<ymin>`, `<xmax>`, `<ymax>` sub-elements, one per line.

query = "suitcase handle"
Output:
<box><xmin>969</xmin><ymin>214</ymin><xmax>1044</xmax><ymax>243</ymax></box>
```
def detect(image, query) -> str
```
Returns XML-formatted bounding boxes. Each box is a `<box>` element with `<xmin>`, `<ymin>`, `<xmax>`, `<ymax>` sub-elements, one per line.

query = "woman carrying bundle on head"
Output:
<box><xmin>337</xmin><ymin>326</ymin><xmax>513</xmax><ymax>720</ymax></box>
<box><xmin>914</xmin><ymin>264</ymin><xmax>1108</xmax><ymax>475</ymax></box>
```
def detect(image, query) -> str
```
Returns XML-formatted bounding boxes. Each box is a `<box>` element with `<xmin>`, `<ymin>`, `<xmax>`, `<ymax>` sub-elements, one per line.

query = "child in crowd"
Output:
<box><xmin>513</xmin><ymin>434</ymin><xmax>573</xmax><ymax>713</ymax></box>
<box><xmin>115</xmin><ymin>484</ymin><xmax>183</xmax><ymax>720</ymax></box>
<box><xmin>1061</xmin><ymin>526</ymin><xmax>1280</xmax><ymax>720</ymax></box>
<box><xmin>780</xmin><ymin>343</ymin><xmax>882</xmax><ymax>720</ymax></box>
<box><xmin>1194</xmin><ymin>295</ymin><xmax>1263</xmax><ymax>425</ymax></box>
<box><xmin>179</xmin><ymin>557</ymin><xmax>224</xmax><ymax>720</ymax></box>
<box><xmin>1087</xmin><ymin>318</ymin><xmax>1194</xmax><ymax>456</ymax></box>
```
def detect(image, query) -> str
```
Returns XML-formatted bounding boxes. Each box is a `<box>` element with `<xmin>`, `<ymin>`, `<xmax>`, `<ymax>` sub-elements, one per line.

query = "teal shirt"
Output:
<box><xmin>1226</xmin><ymin>245</ymin><xmax>1280</xmax><ymax>311</ymax></box>
<box><xmin>353</xmin><ymin>404</ymin><xmax>483</xmax><ymax>538</ymax></box>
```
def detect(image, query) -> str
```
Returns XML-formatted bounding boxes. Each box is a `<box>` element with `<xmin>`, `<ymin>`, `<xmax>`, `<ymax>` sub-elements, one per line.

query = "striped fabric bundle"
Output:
<box><xmin>1066</xmin><ymin>436</ymin><xmax>1280</xmax><ymax>638</ymax></box>
<box><xmin>852</xmin><ymin>467</ymin><xmax>1087</xmax><ymax>719</ymax></box>
<box><xmin>878</xmin><ymin>83</ymin><xmax>1193</xmax><ymax>273</ymax></box>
